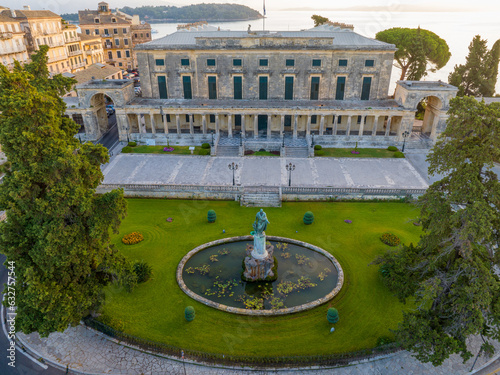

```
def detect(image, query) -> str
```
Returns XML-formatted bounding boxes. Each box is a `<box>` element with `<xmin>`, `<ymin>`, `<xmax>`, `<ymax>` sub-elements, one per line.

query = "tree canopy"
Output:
<box><xmin>376</xmin><ymin>27</ymin><xmax>451</xmax><ymax>81</ymax></box>
<box><xmin>311</xmin><ymin>15</ymin><xmax>330</xmax><ymax>27</ymax></box>
<box><xmin>373</xmin><ymin>96</ymin><xmax>500</xmax><ymax>366</ymax></box>
<box><xmin>0</xmin><ymin>46</ymin><xmax>130</xmax><ymax>336</ymax></box>
<box><xmin>449</xmin><ymin>35</ymin><xmax>500</xmax><ymax>97</ymax></box>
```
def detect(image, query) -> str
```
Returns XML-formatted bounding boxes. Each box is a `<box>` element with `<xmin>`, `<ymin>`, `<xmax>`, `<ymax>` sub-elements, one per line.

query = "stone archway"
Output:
<box><xmin>412</xmin><ymin>95</ymin><xmax>443</xmax><ymax>138</ymax></box>
<box><xmin>89</xmin><ymin>93</ymin><xmax>115</xmax><ymax>138</ymax></box>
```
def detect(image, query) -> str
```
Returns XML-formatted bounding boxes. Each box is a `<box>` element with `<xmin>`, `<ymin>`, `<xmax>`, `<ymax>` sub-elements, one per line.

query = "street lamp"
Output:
<box><xmin>228</xmin><ymin>162</ymin><xmax>238</xmax><ymax>186</ymax></box>
<box><xmin>159</xmin><ymin>105</ymin><xmax>164</xmax><ymax>122</ymax></box>
<box><xmin>286</xmin><ymin>162</ymin><xmax>295</xmax><ymax>187</ymax></box>
<box><xmin>211</xmin><ymin>130</ymin><xmax>214</xmax><ymax>146</ymax></box>
<box><xmin>401</xmin><ymin>130</ymin><xmax>410</xmax><ymax>152</ymax></box>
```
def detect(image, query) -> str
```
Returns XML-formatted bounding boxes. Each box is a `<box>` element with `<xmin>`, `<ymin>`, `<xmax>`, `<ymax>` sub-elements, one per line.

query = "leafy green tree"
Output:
<box><xmin>449</xmin><ymin>36</ymin><xmax>500</xmax><ymax>97</ymax></box>
<box><xmin>0</xmin><ymin>46</ymin><xmax>129</xmax><ymax>336</ymax></box>
<box><xmin>311</xmin><ymin>15</ymin><xmax>329</xmax><ymax>27</ymax></box>
<box><xmin>373</xmin><ymin>96</ymin><xmax>500</xmax><ymax>366</ymax></box>
<box><xmin>376</xmin><ymin>27</ymin><xmax>451</xmax><ymax>81</ymax></box>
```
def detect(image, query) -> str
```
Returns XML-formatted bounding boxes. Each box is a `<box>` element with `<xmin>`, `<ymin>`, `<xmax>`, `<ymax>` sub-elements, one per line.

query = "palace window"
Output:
<box><xmin>285</xmin><ymin>76</ymin><xmax>294</xmax><ymax>100</ymax></box>
<box><xmin>312</xmin><ymin>59</ymin><xmax>321</xmax><ymax>67</ymax></box>
<box><xmin>335</xmin><ymin>77</ymin><xmax>346</xmax><ymax>100</ymax></box>
<box><xmin>259</xmin><ymin>59</ymin><xmax>268</xmax><ymax>67</ymax></box>
<box><xmin>233</xmin><ymin>58</ymin><xmax>242</xmax><ymax>66</ymax></box>
<box><xmin>361</xmin><ymin>77</ymin><xmax>372</xmax><ymax>100</ymax></box>
<box><xmin>182</xmin><ymin>76</ymin><xmax>192</xmax><ymax>99</ymax></box>
<box><xmin>181</xmin><ymin>58</ymin><xmax>189</xmax><ymax>66</ymax></box>
<box><xmin>365</xmin><ymin>59</ymin><xmax>375</xmax><ymax>67</ymax></box>
<box><xmin>339</xmin><ymin>59</ymin><xmax>348</xmax><ymax>66</ymax></box>
<box><xmin>286</xmin><ymin>59</ymin><xmax>294</xmax><ymax>67</ymax></box>
<box><xmin>208</xmin><ymin>76</ymin><xmax>217</xmax><ymax>99</ymax></box>
<box><xmin>207</xmin><ymin>59</ymin><xmax>216</xmax><ymax>66</ymax></box>
<box><xmin>233</xmin><ymin>76</ymin><xmax>242</xmax><ymax>100</ymax></box>
<box><xmin>310</xmin><ymin>77</ymin><xmax>320</xmax><ymax>100</ymax></box>
<box><xmin>259</xmin><ymin>76</ymin><xmax>268</xmax><ymax>100</ymax></box>
<box><xmin>158</xmin><ymin>76</ymin><xmax>168</xmax><ymax>99</ymax></box>
<box><xmin>155</xmin><ymin>59</ymin><xmax>165</xmax><ymax>66</ymax></box>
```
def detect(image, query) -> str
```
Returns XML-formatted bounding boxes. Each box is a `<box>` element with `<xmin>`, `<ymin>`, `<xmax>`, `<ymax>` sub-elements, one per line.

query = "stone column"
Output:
<box><xmin>267</xmin><ymin>114</ymin><xmax>271</xmax><ymax>139</ymax></box>
<box><xmin>319</xmin><ymin>115</ymin><xmax>325</xmax><ymax>136</ymax></box>
<box><xmin>346</xmin><ymin>115</ymin><xmax>352</xmax><ymax>136</ymax></box>
<box><xmin>372</xmin><ymin>116</ymin><xmax>379</xmax><ymax>136</ymax></box>
<box><xmin>228</xmin><ymin>114</ymin><xmax>233</xmax><ymax>138</ymax></box>
<box><xmin>202</xmin><ymin>114</ymin><xmax>207</xmax><ymax>134</ymax></box>
<box><xmin>215</xmin><ymin>115</ymin><xmax>220</xmax><ymax>135</ymax></box>
<box><xmin>280</xmin><ymin>115</ymin><xmax>285</xmax><ymax>137</ymax></box>
<box><xmin>430</xmin><ymin>113</ymin><xmax>440</xmax><ymax>140</ymax></box>
<box><xmin>115</xmin><ymin>111</ymin><xmax>129</xmax><ymax>142</ymax></box>
<box><xmin>253</xmin><ymin>115</ymin><xmax>258</xmax><ymax>138</ymax></box>
<box><xmin>359</xmin><ymin>115</ymin><xmax>365</xmax><ymax>136</ymax></box>
<box><xmin>175</xmin><ymin>114</ymin><xmax>181</xmax><ymax>134</ymax></box>
<box><xmin>150</xmin><ymin>112</ymin><xmax>156</xmax><ymax>134</ymax></box>
<box><xmin>306</xmin><ymin>115</ymin><xmax>311</xmax><ymax>136</ymax></box>
<box><xmin>136</xmin><ymin>114</ymin><xmax>142</xmax><ymax>134</ymax></box>
<box><xmin>241</xmin><ymin>115</ymin><xmax>246</xmax><ymax>138</ymax></box>
<box><xmin>189</xmin><ymin>114</ymin><xmax>194</xmax><ymax>135</ymax></box>
<box><xmin>385</xmin><ymin>116</ymin><xmax>392</xmax><ymax>136</ymax></box>
<box><xmin>293</xmin><ymin>114</ymin><xmax>298</xmax><ymax>139</ymax></box>
<box><xmin>162</xmin><ymin>113</ymin><xmax>168</xmax><ymax>134</ymax></box>
<box><xmin>333</xmin><ymin>114</ymin><xmax>338</xmax><ymax>136</ymax></box>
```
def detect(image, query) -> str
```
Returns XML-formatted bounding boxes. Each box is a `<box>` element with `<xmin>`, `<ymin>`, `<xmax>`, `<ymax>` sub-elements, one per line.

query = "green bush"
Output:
<box><xmin>376</xmin><ymin>336</ymin><xmax>394</xmax><ymax>347</ymax></box>
<box><xmin>393</xmin><ymin>151</ymin><xmax>405</xmax><ymax>158</ymax></box>
<box><xmin>380</xmin><ymin>232</ymin><xmax>401</xmax><ymax>246</ymax></box>
<box><xmin>133</xmin><ymin>261</ymin><xmax>153</xmax><ymax>283</ymax></box>
<box><xmin>303</xmin><ymin>211</ymin><xmax>314</xmax><ymax>225</ymax></box>
<box><xmin>199</xmin><ymin>149</ymin><xmax>210</xmax><ymax>156</ymax></box>
<box><xmin>0</xmin><ymin>161</ymin><xmax>11</xmax><ymax>174</ymax></box>
<box><xmin>387</xmin><ymin>146</ymin><xmax>398</xmax><ymax>152</ymax></box>
<box><xmin>201</xmin><ymin>143</ymin><xmax>211</xmax><ymax>149</ymax></box>
<box><xmin>315</xmin><ymin>150</ymin><xmax>325</xmax><ymax>156</ymax></box>
<box><xmin>185</xmin><ymin>306</ymin><xmax>195</xmax><ymax>322</ymax></box>
<box><xmin>121</xmin><ymin>146</ymin><xmax>132</xmax><ymax>153</ymax></box>
<box><xmin>314</xmin><ymin>144</ymin><xmax>322</xmax><ymax>150</ymax></box>
<box><xmin>207</xmin><ymin>209</ymin><xmax>216</xmax><ymax>223</ymax></box>
<box><xmin>327</xmin><ymin>308</ymin><xmax>339</xmax><ymax>324</ymax></box>
<box><xmin>128</xmin><ymin>141</ymin><xmax>137</xmax><ymax>147</ymax></box>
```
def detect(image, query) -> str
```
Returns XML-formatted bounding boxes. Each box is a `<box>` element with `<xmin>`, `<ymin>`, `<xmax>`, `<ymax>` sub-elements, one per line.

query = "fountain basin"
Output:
<box><xmin>177</xmin><ymin>236</ymin><xmax>344</xmax><ymax>316</ymax></box>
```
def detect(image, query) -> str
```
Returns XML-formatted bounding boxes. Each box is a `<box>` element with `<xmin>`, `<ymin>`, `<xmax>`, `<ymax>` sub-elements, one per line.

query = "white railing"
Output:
<box><xmin>67</xmin><ymin>49</ymin><xmax>82</xmax><ymax>57</ymax></box>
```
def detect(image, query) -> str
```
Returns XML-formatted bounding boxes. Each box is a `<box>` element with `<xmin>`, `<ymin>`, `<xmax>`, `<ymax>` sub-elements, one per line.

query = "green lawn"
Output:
<box><xmin>248</xmin><ymin>150</ymin><xmax>280</xmax><ymax>157</ymax></box>
<box><xmin>316</xmin><ymin>148</ymin><xmax>401</xmax><ymax>158</ymax></box>
<box><xmin>124</xmin><ymin>145</ymin><xmax>210</xmax><ymax>155</ymax></box>
<box><xmin>103</xmin><ymin>199</ymin><xmax>421</xmax><ymax>357</ymax></box>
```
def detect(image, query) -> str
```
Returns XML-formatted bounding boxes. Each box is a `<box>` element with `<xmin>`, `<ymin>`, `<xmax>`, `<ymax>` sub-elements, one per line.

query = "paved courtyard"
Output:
<box><xmin>102</xmin><ymin>154</ymin><xmax>429</xmax><ymax>189</ymax></box>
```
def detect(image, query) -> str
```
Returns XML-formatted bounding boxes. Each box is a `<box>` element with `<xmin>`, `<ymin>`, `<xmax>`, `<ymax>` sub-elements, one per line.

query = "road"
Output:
<box><xmin>96</xmin><ymin>113</ymin><xmax>119</xmax><ymax>151</ymax></box>
<box><xmin>0</xmin><ymin>254</ymin><xmax>65</xmax><ymax>375</ymax></box>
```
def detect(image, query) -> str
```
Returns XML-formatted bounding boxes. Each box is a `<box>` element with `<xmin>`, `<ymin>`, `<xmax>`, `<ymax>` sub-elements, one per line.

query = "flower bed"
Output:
<box><xmin>122</xmin><ymin>232</ymin><xmax>144</xmax><ymax>245</ymax></box>
<box><xmin>380</xmin><ymin>233</ymin><xmax>401</xmax><ymax>246</ymax></box>
<box><xmin>163</xmin><ymin>147</ymin><xmax>175</xmax><ymax>152</ymax></box>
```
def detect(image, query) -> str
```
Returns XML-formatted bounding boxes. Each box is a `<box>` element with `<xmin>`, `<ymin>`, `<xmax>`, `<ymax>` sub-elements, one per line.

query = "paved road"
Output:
<box><xmin>0</xmin><ymin>255</ymin><xmax>65</xmax><ymax>375</ymax></box>
<box><xmin>97</xmin><ymin>114</ymin><xmax>118</xmax><ymax>151</ymax></box>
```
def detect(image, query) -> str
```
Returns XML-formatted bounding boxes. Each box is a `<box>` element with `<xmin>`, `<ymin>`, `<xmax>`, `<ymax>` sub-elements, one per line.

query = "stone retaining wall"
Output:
<box><xmin>176</xmin><ymin>235</ymin><xmax>344</xmax><ymax>316</ymax></box>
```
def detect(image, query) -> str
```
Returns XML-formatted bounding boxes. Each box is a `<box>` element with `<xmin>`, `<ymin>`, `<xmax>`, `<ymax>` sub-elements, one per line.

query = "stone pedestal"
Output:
<box><xmin>243</xmin><ymin>240</ymin><xmax>275</xmax><ymax>282</ymax></box>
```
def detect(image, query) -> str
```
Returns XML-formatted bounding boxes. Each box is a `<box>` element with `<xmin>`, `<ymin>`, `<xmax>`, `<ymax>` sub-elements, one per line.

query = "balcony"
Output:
<box><xmin>71</xmin><ymin>61</ymin><xmax>86</xmax><ymax>69</ymax></box>
<box><xmin>68</xmin><ymin>49</ymin><xmax>82</xmax><ymax>57</ymax></box>
<box><xmin>48</xmin><ymin>54</ymin><xmax>68</xmax><ymax>63</ymax></box>
<box><xmin>47</xmin><ymin>40</ymin><xmax>65</xmax><ymax>48</ymax></box>
<box><xmin>65</xmin><ymin>36</ymin><xmax>80</xmax><ymax>43</ymax></box>
<box><xmin>0</xmin><ymin>32</ymin><xmax>13</xmax><ymax>40</ymax></box>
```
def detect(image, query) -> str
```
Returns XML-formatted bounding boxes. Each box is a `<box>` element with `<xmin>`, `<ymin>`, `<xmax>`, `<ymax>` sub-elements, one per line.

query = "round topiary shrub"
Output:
<box><xmin>122</xmin><ymin>232</ymin><xmax>144</xmax><ymax>245</ymax></box>
<box><xmin>327</xmin><ymin>307</ymin><xmax>339</xmax><ymax>324</ymax></box>
<box><xmin>393</xmin><ymin>151</ymin><xmax>405</xmax><ymax>158</ymax></box>
<box><xmin>133</xmin><ymin>261</ymin><xmax>152</xmax><ymax>283</ymax></box>
<box><xmin>387</xmin><ymin>146</ymin><xmax>398</xmax><ymax>152</ymax></box>
<box><xmin>380</xmin><ymin>232</ymin><xmax>401</xmax><ymax>246</ymax></box>
<box><xmin>201</xmin><ymin>143</ymin><xmax>211</xmax><ymax>149</ymax></box>
<box><xmin>121</xmin><ymin>146</ymin><xmax>132</xmax><ymax>153</ymax></box>
<box><xmin>128</xmin><ymin>141</ymin><xmax>137</xmax><ymax>147</ymax></box>
<box><xmin>207</xmin><ymin>209</ymin><xmax>216</xmax><ymax>223</ymax></box>
<box><xmin>314</xmin><ymin>144</ymin><xmax>322</xmax><ymax>150</ymax></box>
<box><xmin>185</xmin><ymin>306</ymin><xmax>195</xmax><ymax>322</ymax></box>
<box><xmin>303</xmin><ymin>211</ymin><xmax>314</xmax><ymax>225</ymax></box>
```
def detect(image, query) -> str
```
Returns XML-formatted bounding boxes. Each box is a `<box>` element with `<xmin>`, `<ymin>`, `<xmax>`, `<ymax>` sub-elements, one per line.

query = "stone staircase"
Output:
<box><xmin>216</xmin><ymin>145</ymin><xmax>240</xmax><ymax>156</ymax></box>
<box><xmin>240</xmin><ymin>187</ymin><xmax>281</xmax><ymax>207</ymax></box>
<box><xmin>285</xmin><ymin>147</ymin><xmax>309</xmax><ymax>158</ymax></box>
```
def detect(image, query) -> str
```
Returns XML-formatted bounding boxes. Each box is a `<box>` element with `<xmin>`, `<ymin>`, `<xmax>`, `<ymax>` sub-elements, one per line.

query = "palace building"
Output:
<box><xmin>65</xmin><ymin>22</ymin><xmax>457</xmax><ymax>154</ymax></box>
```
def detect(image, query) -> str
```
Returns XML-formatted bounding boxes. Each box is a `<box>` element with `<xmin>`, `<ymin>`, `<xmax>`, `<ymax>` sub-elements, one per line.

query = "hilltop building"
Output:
<box><xmin>0</xmin><ymin>8</ymin><xmax>29</xmax><ymax>70</ymax></box>
<box><xmin>65</xmin><ymin>22</ymin><xmax>457</xmax><ymax>152</ymax></box>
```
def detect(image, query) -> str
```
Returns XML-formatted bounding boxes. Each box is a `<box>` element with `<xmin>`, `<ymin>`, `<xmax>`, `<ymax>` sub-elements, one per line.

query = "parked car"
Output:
<box><xmin>106</xmin><ymin>104</ymin><xmax>115</xmax><ymax>115</ymax></box>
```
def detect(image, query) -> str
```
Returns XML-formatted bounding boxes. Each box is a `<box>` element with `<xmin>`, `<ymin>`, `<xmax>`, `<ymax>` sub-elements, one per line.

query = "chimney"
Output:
<box><xmin>10</xmin><ymin>9</ymin><xmax>16</xmax><ymax>17</ymax></box>
<box><xmin>23</xmin><ymin>5</ymin><xmax>31</xmax><ymax>10</ymax></box>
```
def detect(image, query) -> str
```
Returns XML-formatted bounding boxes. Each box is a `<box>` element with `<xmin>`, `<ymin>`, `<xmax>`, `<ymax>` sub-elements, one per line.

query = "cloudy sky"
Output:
<box><xmin>4</xmin><ymin>0</ymin><xmax>499</xmax><ymax>15</ymax></box>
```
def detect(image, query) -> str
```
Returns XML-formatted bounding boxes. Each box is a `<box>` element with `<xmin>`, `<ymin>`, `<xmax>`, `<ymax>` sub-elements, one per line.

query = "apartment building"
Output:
<box><xmin>80</xmin><ymin>33</ymin><xmax>105</xmax><ymax>66</ymax></box>
<box><xmin>0</xmin><ymin>8</ymin><xmax>29</xmax><ymax>70</ymax></box>
<box><xmin>63</xmin><ymin>23</ymin><xmax>85</xmax><ymax>73</ymax></box>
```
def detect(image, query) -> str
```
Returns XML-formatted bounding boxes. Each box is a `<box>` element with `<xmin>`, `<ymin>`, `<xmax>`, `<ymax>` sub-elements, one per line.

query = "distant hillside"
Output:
<box><xmin>62</xmin><ymin>4</ymin><xmax>263</xmax><ymax>23</ymax></box>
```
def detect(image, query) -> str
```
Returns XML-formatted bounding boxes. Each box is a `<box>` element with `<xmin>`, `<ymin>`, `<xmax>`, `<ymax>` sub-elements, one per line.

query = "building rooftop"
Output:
<box><xmin>65</xmin><ymin>63</ymin><xmax>123</xmax><ymax>85</ymax></box>
<box><xmin>76</xmin><ymin>78</ymin><xmax>133</xmax><ymax>90</ymax></box>
<box><xmin>136</xmin><ymin>24</ymin><xmax>396</xmax><ymax>51</ymax></box>
<box><xmin>11</xmin><ymin>9</ymin><xmax>61</xmax><ymax>19</ymax></box>
<box><xmin>78</xmin><ymin>10</ymin><xmax>129</xmax><ymax>25</ymax></box>
<box><xmin>397</xmin><ymin>80</ymin><xmax>458</xmax><ymax>91</ymax></box>
<box><xmin>475</xmin><ymin>97</ymin><xmax>500</xmax><ymax>105</ymax></box>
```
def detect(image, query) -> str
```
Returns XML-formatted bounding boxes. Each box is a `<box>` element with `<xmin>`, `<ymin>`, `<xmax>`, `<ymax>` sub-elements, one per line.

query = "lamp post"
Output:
<box><xmin>286</xmin><ymin>162</ymin><xmax>295</xmax><ymax>187</ymax></box>
<box><xmin>228</xmin><ymin>162</ymin><xmax>238</xmax><ymax>186</ymax></box>
<box><xmin>211</xmin><ymin>130</ymin><xmax>214</xmax><ymax>146</ymax></box>
<box><xmin>159</xmin><ymin>105</ymin><xmax>164</xmax><ymax>122</ymax></box>
<box><xmin>401</xmin><ymin>130</ymin><xmax>410</xmax><ymax>152</ymax></box>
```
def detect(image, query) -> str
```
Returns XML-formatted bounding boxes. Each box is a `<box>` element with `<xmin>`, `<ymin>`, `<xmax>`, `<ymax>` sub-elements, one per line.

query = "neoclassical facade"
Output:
<box><xmin>66</xmin><ymin>22</ymin><xmax>457</xmax><ymax>152</ymax></box>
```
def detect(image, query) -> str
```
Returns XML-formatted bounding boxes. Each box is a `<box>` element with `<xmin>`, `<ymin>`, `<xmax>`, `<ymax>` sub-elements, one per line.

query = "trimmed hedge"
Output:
<box><xmin>121</xmin><ymin>146</ymin><xmax>132</xmax><ymax>153</ymax></box>
<box><xmin>314</xmin><ymin>145</ymin><xmax>322</xmax><ymax>150</ymax></box>
<box><xmin>303</xmin><ymin>211</ymin><xmax>314</xmax><ymax>225</ymax></box>
<box><xmin>207</xmin><ymin>209</ymin><xmax>216</xmax><ymax>223</ymax></box>
<box><xmin>393</xmin><ymin>151</ymin><xmax>405</xmax><ymax>158</ymax></box>
<box><xmin>185</xmin><ymin>306</ymin><xmax>195</xmax><ymax>322</ymax></box>
<box><xmin>201</xmin><ymin>143</ymin><xmax>211</xmax><ymax>149</ymax></box>
<box><xmin>327</xmin><ymin>308</ymin><xmax>339</xmax><ymax>324</ymax></box>
<box><xmin>128</xmin><ymin>141</ymin><xmax>137</xmax><ymax>147</ymax></box>
<box><xmin>387</xmin><ymin>146</ymin><xmax>398</xmax><ymax>152</ymax></box>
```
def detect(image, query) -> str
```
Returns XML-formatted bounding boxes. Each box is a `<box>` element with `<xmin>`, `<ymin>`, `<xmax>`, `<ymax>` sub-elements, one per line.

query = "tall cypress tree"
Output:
<box><xmin>0</xmin><ymin>46</ymin><xmax>129</xmax><ymax>336</ymax></box>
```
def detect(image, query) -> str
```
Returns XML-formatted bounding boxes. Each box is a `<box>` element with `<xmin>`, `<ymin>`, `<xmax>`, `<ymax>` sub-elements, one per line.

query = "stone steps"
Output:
<box><xmin>240</xmin><ymin>192</ymin><xmax>281</xmax><ymax>207</ymax></box>
<box><xmin>285</xmin><ymin>147</ymin><xmax>309</xmax><ymax>158</ymax></box>
<box><xmin>216</xmin><ymin>146</ymin><xmax>239</xmax><ymax>157</ymax></box>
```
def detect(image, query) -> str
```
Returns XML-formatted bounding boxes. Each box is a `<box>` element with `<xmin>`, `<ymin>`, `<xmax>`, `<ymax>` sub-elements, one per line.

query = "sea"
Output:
<box><xmin>148</xmin><ymin>10</ymin><xmax>500</xmax><ymax>94</ymax></box>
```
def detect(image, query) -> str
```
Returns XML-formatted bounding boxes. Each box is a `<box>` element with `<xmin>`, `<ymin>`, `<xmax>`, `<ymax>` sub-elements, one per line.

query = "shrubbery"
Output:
<box><xmin>199</xmin><ymin>149</ymin><xmax>210</xmax><ymax>155</ymax></box>
<box><xmin>315</xmin><ymin>150</ymin><xmax>325</xmax><ymax>156</ymax></box>
<box><xmin>133</xmin><ymin>261</ymin><xmax>152</xmax><ymax>283</ymax></box>
<box><xmin>380</xmin><ymin>232</ymin><xmax>401</xmax><ymax>246</ymax></box>
<box><xmin>0</xmin><ymin>161</ymin><xmax>11</xmax><ymax>174</ymax></box>
<box><xmin>201</xmin><ymin>143</ymin><xmax>211</xmax><ymax>149</ymax></box>
<box><xmin>121</xmin><ymin>146</ymin><xmax>132</xmax><ymax>153</ymax></box>
<box><xmin>327</xmin><ymin>307</ymin><xmax>339</xmax><ymax>323</ymax></box>
<box><xmin>122</xmin><ymin>232</ymin><xmax>144</xmax><ymax>245</ymax></box>
<box><xmin>314</xmin><ymin>144</ymin><xmax>322</xmax><ymax>150</ymax></box>
<box><xmin>393</xmin><ymin>151</ymin><xmax>405</xmax><ymax>158</ymax></box>
<box><xmin>303</xmin><ymin>211</ymin><xmax>314</xmax><ymax>225</ymax></box>
<box><xmin>185</xmin><ymin>306</ymin><xmax>195</xmax><ymax>321</ymax></box>
<box><xmin>207</xmin><ymin>209</ymin><xmax>216</xmax><ymax>223</ymax></box>
<box><xmin>128</xmin><ymin>141</ymin><xmax>137</xmax><ymax>147</ymax></box>
<box><xmin>387</xmin><ymin>146</ymin><xmax>398</xmax><ymax>151</ymax></box>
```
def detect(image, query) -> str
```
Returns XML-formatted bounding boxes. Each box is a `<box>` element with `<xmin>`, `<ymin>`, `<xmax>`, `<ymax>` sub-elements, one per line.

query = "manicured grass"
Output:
<box><xmin>103</xmin><ymin>199</ymin><xmax>421</xmax><ymax>357</ymax></box>
<box><xmin>248</xmin><ymin>150</ymin><xmax>280</xmax><ymax>157</ymax></box>
<box><xmin>124</xmin><ymin>145</ymin><xmax>210</xmax><ymax>155</ymax></box>
<box><xmin>315</xmin><ymin>148</ymin><xmax>400</xmax><ymax>158</ymax></box>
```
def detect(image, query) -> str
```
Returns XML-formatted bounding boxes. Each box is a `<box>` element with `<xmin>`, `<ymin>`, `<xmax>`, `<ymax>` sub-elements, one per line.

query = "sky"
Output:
<box><xmin>3</xmin><ymin>0</ymin><xmax>499</xmax><ymax>15</ymax></box>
